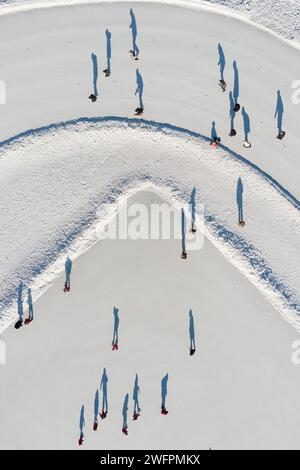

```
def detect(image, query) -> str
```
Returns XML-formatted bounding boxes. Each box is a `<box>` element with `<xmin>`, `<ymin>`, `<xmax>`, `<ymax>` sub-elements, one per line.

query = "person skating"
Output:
<box><xmin>233</xmin><ymin>61</ymin><xmax>240</xmax><ymax>112</ymax></box>
<box><xmin>78</xmin><ymin>405</ymin><xmax>85</xmax><ymax>446</ymax></box>
<box><xmin>132</xmin><ymin>374</ymin><xmax>141</xmax><ymax>420</ymax></box>
<box><xmin>129</xmin><ymin>9</ymin><xmax>140</xmax><ymax>60</ymax></box>
<box><xmin>242</xmin><ymin>106</ymin><xmax>251</xmax><ymax>148</ymax></box>
<box><xmin>134</xmin><ymin>68</ymin><xmax>144</xmax><ymax>115</ymax></box>
<box><xmin>112</xmin><ymin>307</ymin><xmax>119</xmax><ymax>350</ymax></box>
<box><xmin>161</xmin><ymin>373</ymin><xmax>169</xmax><ymax>415</ymax></box>
<box><xmin>100</xmin><ymin>368</ymin><xmax>108</xmax><ymax>419</ymax></box>
<box><xmin>89</xmin><ymin>53</ymin><xmax>98</xmax><ymax>102</ymax></box>
<box><xmin>122</xmin><ymin>393</ymin><xmax>129</xmax><ymax>435</ymax></box>
<box><xmin>181</xmin><ymin>208</ymin><xmax>187</xmax><ymax>259</ymax></box>
<box><xmin>275</xmin><ymin>90</ymin><xmax>286</xmax><ymax>140</ymax></box>
<box><xmin>189</xmin><ymin>187</ymin><xmax>197</xmax><ymax>233</ymax></box>
<box><xmin>189</xmin><ymin>309</ymin><xmax>196</xmax><ymax>356</ymax></box>
<box><xmin>93</xmin><ymin>390</ymin><xmax>99</xmax><ymax>430</ymax></box>
<box><xmin>229</xmin><ymin>91</ymin><xmax>237</xmax><ymax>137</ymax></box>
<box><xmin>237</xmin><ymin>177</ymin><xmax>245</xmax><ymax>227</ymax></box>
<box><xmin>210</xmin><ymin>121</ymin><xmax>221</xmax><ymax>148</ymax></box>
<box><xmin>25</xmin><ymin>288</ymin><xmax>34</xmax><ymax>325</ymax></box>
<box><xmin>15</xmin><ymin>281</ymin><xmax>24</xmax><ymax>329</ymax></box>
<box><xmin>63</xmin><ymin>257</ymin><xmax>72</xmax><ymax>292</ymax></box>
<box><xmin>217</xmin><ymin>43</ymin><xmax>226</xmax><ymax>92</ymax></box>
<box><xmin>103</xmin><ymin>29</ymin><xmax>112</xmax><ymax>77</ymax></box>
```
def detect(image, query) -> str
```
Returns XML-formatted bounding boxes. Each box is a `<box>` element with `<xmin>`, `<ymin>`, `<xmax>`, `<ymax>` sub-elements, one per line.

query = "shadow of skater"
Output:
<box><xmin>189</xmin><ymin>187</ymin><xmax>197</xmax><ymax>233</ymax></box>
<box><xmin>122</xmin><ymin>393</ymin><xmax>129</xmax><ymax>435</ymax></box>
<box><xmin>129</xmin><ymin>9</ymin><xmax>140</xmax><ymax>60</ymax></box>
<box><xmin>161</xmin><ymin>373</ymin><xmax>169</xmax><ymax>415</ymax></box>
<box><xmin>218</xmin><ymin>43</ymin><xmax>226</xmax><ymax>91</ymax></box>
<box><xmin>112</xmin><ymin>307</ymin><xmax>119</xmax><ymax>350</ymax></box>
<box><xmin>233</xmin><ymin>61</ymin><xmax>240</xmax><ymax>112</ymax></box>
<box><xmin>275</xmin><ymin>90</ymin><xmax>286</xmax><ymax>139</ymax></box>
<box><xmin>181</xmin><ymin>208</ymin><xmax>187</xmax><ymax>259</ymax></box>
<box><xmin>237</xmin><ymin>177</ymin><xmax>245</xmax><ymax>227</ymax></box>
<box><xmin>93</xmin><ymin>390</ymin><xmax>99</xmax><ymax>430</ymax></box>
<box><xmin>242</xmin><ymin>106</ymin><xmax>251</xmax><ymax>148</ymax></box>
<box><xmin>63</xmin><ymin>257</ymin><xmax>72</xmax><ymax>292</ymax></box>
<box><xmin>89</xmin><ymin>53</ymin><xmax>98</xmax><ymax>102</ymax></box>
<box><xmin>79</xmin><ymin>405</ymin><xmax>85</xmax><ymax>446</ymax></box>
<box><xmin>25</xmin><ymin>288</ymin><xmax>34</xmax><ymax>325</ymax></box>
<box><xmin>189</xmin><ymin>309</ymin><xmax>196</xmax><ymax>356</ymax></box>
<box><xmin>210</xmin><ymin>120</ymin><xmax>221</xmax><ymax>147</ymax></box>
<box><xmin>135</xmin><ymin>68</ymin><xmax>144</xmax><ymax>115</ymax></box>
<box><xmin>100</xmin><ymin>368</ymin><xmax>108</xmax><ymax>419</ymax></box>
<box><xmin>229</xmin><ymin>91</ymin><xmax>237</xmax><ymax>137</ymax></box>
<box><xmin>103</xmin><ymin>29</ymin><xmax>111</xmax><ymax>77</ymax></box>
<box><xmin>15</xmin><ymin>281</ymin><xmax>24</xmax><ymax>329</ymax></box>
<box><xmin>132</xmin><ymin>374</ymin><xmax>141</xmax><ymax>420</ymax></box>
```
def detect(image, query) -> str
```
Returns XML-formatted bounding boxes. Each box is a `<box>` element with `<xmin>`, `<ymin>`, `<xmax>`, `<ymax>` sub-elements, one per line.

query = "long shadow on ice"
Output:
<box><xmin>112</xmin><ymin>307</ymin><xmax>119</xmax><ymax>350</ymax></box>
<box><xmin>218</xmin><ymin>43</ymin><xmax>225</xmax><ymax>82</ymax></box>
<box><xmin>189</xmin><ymin>187</ymin><xmax>196</xmax><ymax>232</ymax></box>
<box><xmin>91</xmin><ymin>53</ymin><xmax>98</xmax><ymax>97</ymax></box>
<box><xmin>233</xmin><ymin>60</ymin><xmax>240</xmax><ymax>111</ymax></box>
<box><xmin>129</xmin><ymin>9</ymin><xmax>140</xmax><ymax>59</ymax></box>
<box><xmin>242</xmin><ymin>107</ymin><xmax>250</xmax><ymax>142</ymax></box>
<box><xmin>237</xmin><ymin>176</ymin><xmax>244</xmax><ymax>225</ymax></box>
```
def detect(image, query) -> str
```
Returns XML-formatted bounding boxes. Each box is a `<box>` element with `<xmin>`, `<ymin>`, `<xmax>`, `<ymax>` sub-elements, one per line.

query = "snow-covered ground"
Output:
<box><xmin>0</xmin><ymin>0</ymin><xmax>299</xmax><ymax>450</ymax></box>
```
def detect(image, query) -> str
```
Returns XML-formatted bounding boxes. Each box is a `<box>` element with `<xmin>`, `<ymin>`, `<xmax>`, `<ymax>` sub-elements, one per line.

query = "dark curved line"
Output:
<box><xmin>0</xmin><ymin>115</ymin><xmax>299</xmax><ymax>210</ymax></box>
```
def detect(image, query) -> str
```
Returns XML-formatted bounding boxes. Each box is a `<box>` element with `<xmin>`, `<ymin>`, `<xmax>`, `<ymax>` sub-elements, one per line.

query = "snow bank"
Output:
<box><xmin>207</xmin><ymin>0</ymin><xmax>300</xmax><ymax>42</ymax></box>
<box><xmin>0</xmin><ymin>0</ymin><xmax>299</xmax><ymax>332</ymax></box>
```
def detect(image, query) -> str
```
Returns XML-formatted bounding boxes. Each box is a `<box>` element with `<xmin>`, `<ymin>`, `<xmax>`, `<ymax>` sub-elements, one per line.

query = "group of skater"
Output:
<box><xmin>15</xmin><ymin>257</ymin><xmax>72</xmax><ymax>329</ymax></box>
<box><xmin>12</xmin><ymin>8</ymin><xmax>286</xmax><ymax>445</ymax></box>
<box><xmin>79</xmin><ymin>369</ymin><xmax>170</xmax><ymax>445</ymax></box>
<box><xmin>11</xmin><ymin>252</ymin><xmax>191</xmax><ymax>444</ymax></box>
<box><xmin>78</xmin><ymin>305</ymin><xmax>195</xmax><ymax>444</ymax></box>
<box><xmin>79</xmin><ymin>369</ymin><xmax>142</xmax><ymax>444</ymax></box>
<box><xmin>89</xmin><ymin>9</ymin><xmax>144</xmax><ymax>115</ymax></box>
<box><xmin>89</xmin><ymin>10</ymin><xmax>286</xmax><ymax>144</ymax></box>
<box><xmin>215</xmin><ymin>43</ymin><xmax>286</xmax><ymax>149</ymax></box>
